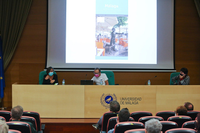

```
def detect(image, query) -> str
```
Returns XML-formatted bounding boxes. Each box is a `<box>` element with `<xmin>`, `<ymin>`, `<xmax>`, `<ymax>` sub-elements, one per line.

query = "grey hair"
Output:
<box><xmin>145</xmin><ymin>119</ymin><xmax>162</xmax><ymax>133</ymax></box>
<box><xmin>0</xmin><ymin>120</ymin><xmax>8</xmax><ymax>133</ymax></box>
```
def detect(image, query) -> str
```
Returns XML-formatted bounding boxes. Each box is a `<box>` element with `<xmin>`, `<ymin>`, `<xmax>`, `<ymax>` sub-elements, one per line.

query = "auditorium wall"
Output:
<box><xmin>3</xmin><ymin>0</ymin><xmax>200</xmax><ymax>109</ymax></box>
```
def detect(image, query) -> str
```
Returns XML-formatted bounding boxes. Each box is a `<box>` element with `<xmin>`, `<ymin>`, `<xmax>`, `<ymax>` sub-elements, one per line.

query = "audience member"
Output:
<box><xmin>0</xmin><ymin>120</ymin><xmax>8</xmax><ymax>133</ymax></box>
<box><xmin>175</xmin><ymin>106</ymin><xmax>187</xmax><ymax>115</ymax></box>
<box><xmin>11</xmin><ymin>105</ymin><xmax>37</xmax><ymax>133</ymax></box>
<box><xmin>184</xmin><ymin>102</ymin><xmax>194</xmax><ymax>111</ymax></box>
<box><xmin>172</xmin><ymin>67</ymin><xmax>190</xmax><ymax>85</ymax></box>
<box><xmin>91</xmin><ymin>67</ymin><xmax>109</xmax><ymax>85</ymax></box>
<box><xmin>195</xmin><ymin>113</ymin><xmax>200</xmax><ymax>133</ymax></box>
<box><xmin>97</xmin><ymin>100</ymin><xmax>120</xmax><ymax>132</ymax></box>
<box><xmin>108</xmin><ymin>108</ymin><xmax>130</xmax><ymax>133</ymax></box>
<box><xmin>145</xmin><ymin>119</ymin><xmax>162</xmax><ymax>133</ymax></box>
<box><xmin>43</xmin><ymin>66</ymin><xmax>58</xmax><ymax>85</ymax></box>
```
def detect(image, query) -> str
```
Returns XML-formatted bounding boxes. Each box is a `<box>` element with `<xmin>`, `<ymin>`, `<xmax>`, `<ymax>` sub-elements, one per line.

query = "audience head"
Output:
<box><xmin>11</xmin><ymin>105</ymin><xmax>23</xmax><ymax>120</ymax></box>
<box><xmin>109</xmin><ymin>101</ymin><xmax>120</xmax><ymax>113</ymax></box>
<box><xmin>195</xmin><ymin>113</ymin><xmax>200</xmax><ymax>131</ymax></box>
<box><xmin>180</xmin><ymin>67</ymin><xmax>188</xmax><ymax>75</ymax></box>
<box><xmin>118</xmin><ymin>108</ymin><xmax>130</xmax><ymax>122</ymax></box>
<box><xmin>175</xmin><ymin>106</ymin><xmax>187</xmax><ymax>115</ymax></box>
<box><xmin>0</xmin><ymin>120</ymin><xmax>8</xmax><ymax>133</ymax></box>
<box><xmin>46</xmin><ymin>66</ymin><xmax>54</xmax><ymax>76</ymax></box>
<box><xmin>94</xmin><ymin>67</ymin><xmax>101</xmax><ymax>77</ymax></box>
<box><xmin>184</xmin><ymin>102</ymin><xmax>194</xmax><ymax>111</ymax></box>
<box><xmin>145</xmin><ymin>119</ymin><xmax>162</xmax><ymax>133</ymax></box>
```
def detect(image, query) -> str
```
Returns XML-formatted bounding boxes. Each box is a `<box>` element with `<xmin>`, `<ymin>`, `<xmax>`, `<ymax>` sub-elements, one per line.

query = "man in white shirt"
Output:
<box><xmin>91</xmin><ymin>67</ymin><xmax>109</xmax><ymax>85</ymax></box>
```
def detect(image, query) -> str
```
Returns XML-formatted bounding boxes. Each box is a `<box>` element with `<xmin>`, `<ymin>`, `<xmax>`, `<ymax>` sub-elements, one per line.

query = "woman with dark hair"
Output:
<box><xmin>195</xmin><ymin>113</ymin><xmax>200</xmax><ymax>133</ymax></box>
<box><xmin>172</xmin><ymin>67</ymin><xmax>190</xmax><ymax>85</ymax></box>
<box><xmin>43</xmin><ymin>66</ymin><xmax>58</xmax><ymax>85</ymax></box>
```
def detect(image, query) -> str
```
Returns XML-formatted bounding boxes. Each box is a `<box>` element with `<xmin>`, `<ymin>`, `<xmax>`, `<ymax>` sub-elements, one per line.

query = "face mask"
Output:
<box><xmin>49</xmin><ymin>72</ymin><xmax>53</xmax><ymax>76</ymax></box>
<box><xmin>95</xmin><ymin>74</ymin><xmax>99</xmax><ymax>77</ymax></box>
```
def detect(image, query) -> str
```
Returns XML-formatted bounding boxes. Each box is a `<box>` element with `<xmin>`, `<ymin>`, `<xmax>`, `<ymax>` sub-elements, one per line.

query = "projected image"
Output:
<box><xmin>95</xmin><ymin>0</ymin><xmax>128</xmax><ymax>60</ymax></box>
<box><xmin>96</xmin><ymin>16</ymin><xmax>128</xmax><ymax>57</ymax></box>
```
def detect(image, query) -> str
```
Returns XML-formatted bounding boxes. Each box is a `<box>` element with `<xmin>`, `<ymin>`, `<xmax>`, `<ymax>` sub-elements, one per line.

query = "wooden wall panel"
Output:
<box><xmin>3</xmin><ymin>0</ymin><xmax>200</xmax><ymax>110</ymax></box>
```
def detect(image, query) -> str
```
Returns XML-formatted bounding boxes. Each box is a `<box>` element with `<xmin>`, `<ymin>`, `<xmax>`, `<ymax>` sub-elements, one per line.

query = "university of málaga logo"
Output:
<box><xmin>100</xmin><ymin>93</ymin><xmax>117</xmax><ymax>108</ymax></box>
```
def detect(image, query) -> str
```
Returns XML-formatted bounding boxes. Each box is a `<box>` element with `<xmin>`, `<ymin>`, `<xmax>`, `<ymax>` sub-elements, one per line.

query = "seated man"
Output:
<box><xmin>175</xmin><ymin>106</ymin><xmax>187</xmax><ymax>115</ymax></box>
<box><xmin>97</xmin><ymin>100</ymin><xmax>120</xmax><ymax>132</ymax></box>
<box><xmin>91</xmin><ymin>67</ymin><xmax>109</xmax><ymax>85</ymax></box>
<box><xmin>172</xmin><ymin>67</ymin><xmax>190</xmax><ymax>85</ymax></box>
<box><xmin>0</xmin><ymin>119</ymin><xmax>8</xmax><ymax>133</ymax></box>
<box><xmin>108</xmin><ymin>108</ymin><xmax>130</xmax><ymax>133</ymax></box>
<box><xmin>145</xmin><ymin>119</ymin><xmax>162</xmax><ymax>133</ymax></box>
<box><xmin>11</xmin><ymin>105</ymin><xmax>37</xmax><ymax>133</ymax></box>
<box><xmin>184</xmin><ymin>102</ymin><xmax>194</xmax><ymax>111</ymax></box>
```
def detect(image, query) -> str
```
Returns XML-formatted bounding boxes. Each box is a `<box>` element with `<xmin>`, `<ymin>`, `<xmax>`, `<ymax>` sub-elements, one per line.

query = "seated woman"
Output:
<box><xmin>172</xmin><ymin>67</ymin><xmax>190</xmax><ymax>85</ymax></box>
<box><xmin>43</xmin><ymin>66</ymin><xmax>58</xmax><ymax>85</ymax></box>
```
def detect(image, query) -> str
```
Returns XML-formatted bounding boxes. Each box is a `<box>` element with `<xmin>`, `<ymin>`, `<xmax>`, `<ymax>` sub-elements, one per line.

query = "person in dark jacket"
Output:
<box><xmin>43</xmin><ymin>66</ymin><xmax>58</xmax><ymax>85</ymax></box>
<box><xmin>11</xmin><ymin>105</ymin><xmax>37</xmax><ymax>133</ymax></box>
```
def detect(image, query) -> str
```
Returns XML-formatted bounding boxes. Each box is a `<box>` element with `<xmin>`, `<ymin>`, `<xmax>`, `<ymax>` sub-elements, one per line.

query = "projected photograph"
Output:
<box><xmin>95</xmin><ymin>0</ymin><xmax>128</xmax><ymax>59</ymax></box>
<box><xmin>96</xmin><ymin>16</ymin><xmax>128</xmax><ymax>57</ymax></box>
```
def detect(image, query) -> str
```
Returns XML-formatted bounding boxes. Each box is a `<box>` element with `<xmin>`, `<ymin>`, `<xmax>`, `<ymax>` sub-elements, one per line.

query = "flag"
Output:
<box><xmin>0</xmin><ymin>36</ymin><xmax>5</xmax><ymax>98</ymax></box>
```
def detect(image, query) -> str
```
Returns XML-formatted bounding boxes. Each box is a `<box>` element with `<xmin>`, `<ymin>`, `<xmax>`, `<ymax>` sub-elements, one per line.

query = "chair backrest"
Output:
<box><xmin>125</xmin><ymin>129</ymin><xmax>146</xmax><ymax>133</ymax></box>
<box><xmin>114</xmin><ymin>122</ymin><xmax>144</xmax><ymax>133</ymax></box>
<box><xmin>20</xmin><ymin>116</ymin><xmax>38</xmax><ymax>131</ymax></box>
<box><xmin>39</xmin><ymin>70</ymin><xmax>57</xmax><ymax>84</ymax></box>
<box><xmin>23</xmin><ymin>111</ymin><xmax>41</xmax><ymax>131</ymax></box>
<box><xmin>138</xmin><ymin>116</ymin><xmax>164</xmax><ymax>124</ymax></box>
<box><xmin>170</xmin><ymin>72</ymin><xmax>180</xmax><ymax>85</ymax></box>
<box><xmin>0</xmin><ymin>110</ymin><xmax>11</xmax><ymax>121</ymax></box>
<box><xmin>182</xmin><ymin>120</ymin><xmax>195</xmax><ymax>129</ymax></box>
<box><xmin>101</xmin><ymin>71</ymin><xmax>115</xmax><ymax>85</ymax></box>
<box><xmin>160</xmin><ymin>121</ymin><xmax>178</xmax><ymax>133</ymax></box>
<box><xmin>8</xmin><ymin>129</ymin><xmax>21</xmax><ymax>133</ymax></box>
<box><xmin>0</xmin><ymin>116</ymin><xmax>6</xmax><ymax>121</ymax></box>
<box><xmin>165</xmin><ymin>128</ymin><xmax>196</xmax><ymax>133</ymax></box>
<box><xmin>8</xmin><ymin>129</ymin><xmax>22</xmax><ymax>133</ymax></box>
<box><xmin>156</xmin><ymin>111</ymin><xmax>175</xmax><ymax>120</ymax></box>
<box><xmin>186</xmin><ymin>111</ymin><xmax>200</xmax><ymax>120</ymax></box>
<box><xmin>167</xmin><ymin>116</ymin><xmax>192</xmax><ymax>128</ymax></box>
<box><xmin>107</xmin><ymin>117</ymin><xmax>134</xmax><ymax>132</ymax></box>
<box><xmin>101</xmin><ymin>111</ymin><xmax>118</xmax><ymax>131</ymax></box>
<box><xmin>7</xmin><ymin>122</ymin><xmax>31</xmax><ymax>133</ymax></box>
<box><xmin>130</xmin><ymin>111</ymin><xmax>152</xmax><ymax>122</ymax></box>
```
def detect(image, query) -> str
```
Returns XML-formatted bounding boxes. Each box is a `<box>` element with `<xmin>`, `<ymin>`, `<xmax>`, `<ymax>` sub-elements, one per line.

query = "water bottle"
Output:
<box><xmin>100</xmin><ymin>79</ymin><xmax>103</xmax><ymax>85</ymax></box>
<box><xmin>62</xmin><ymin>79</ymin><xmax>65</xmax><ymax>85</ymax></box>
<box><xmin>147</xmin><ymin>80</ymin><xmax>151</xmax><ymax>85</ymax></box>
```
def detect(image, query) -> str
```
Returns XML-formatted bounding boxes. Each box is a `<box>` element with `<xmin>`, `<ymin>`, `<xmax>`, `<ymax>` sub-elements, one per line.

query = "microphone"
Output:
<box><xmin>144</xmin><ymin>76</ymin><xmax>157</xmax><ymax>85</ymax></box>
<box><xmin>85</xmin><ymin>74</ymin><xmax>87</xmax><ymax>80</ymax></box>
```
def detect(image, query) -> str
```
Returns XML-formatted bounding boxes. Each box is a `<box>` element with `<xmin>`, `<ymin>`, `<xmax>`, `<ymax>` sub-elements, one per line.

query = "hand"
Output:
<box><xmin>179</xmin><ymin>74</ymin><xmax>184</xmax><ymax>79</ymax></box>
<box><xmin>50</xmin><ymin>79</ymin><xmax>55</xmax><ymax>83</ymax></box>
<box><xmin>45</xmin><ymin>75</ymin><xmax>49</xmax><ymax>80</ymax></box>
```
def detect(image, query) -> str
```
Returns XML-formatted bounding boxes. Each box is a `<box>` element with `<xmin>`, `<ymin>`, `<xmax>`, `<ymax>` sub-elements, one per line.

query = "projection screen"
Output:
<box><xmin>46</xmin><ymin>0</ymin><xmax>175</xmax><ymax>71</ymax></box>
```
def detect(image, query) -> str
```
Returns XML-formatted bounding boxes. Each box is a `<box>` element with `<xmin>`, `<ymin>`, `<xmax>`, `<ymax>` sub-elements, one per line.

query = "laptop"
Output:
<box><xmin>80</xmin><ymin>80</ymin><xmax>94</xmax><ymax>85</ymax></box>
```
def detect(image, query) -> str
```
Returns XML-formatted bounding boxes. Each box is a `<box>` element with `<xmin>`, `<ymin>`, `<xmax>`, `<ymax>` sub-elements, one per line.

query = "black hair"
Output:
<box><xmin>46</xmin><ymin>66</ymin><xmax>54</xmax><ymax>74</ymax></box>
<box><xmin>94</xmin><ymin>67</ymin><xmax>101</xmax><ymax>73</ymax></box>
<box><xmin>118</xmin><ymin>108</ymin><xmax>130</xmax><ymax>122</ymax></box>
<box><xmin>184</xmin><ymin>102</ymin><xmax>194</xmax><ymax>111</ymax></box>
<box><xmin>180</xmin><ymin>67</ymin><xmax>188</xmax><ymax>75</ymax></box>
<box><xmin>110</xmin><ymin>101</ymin><xmax>120</xmax><ymax>112</ymax></box>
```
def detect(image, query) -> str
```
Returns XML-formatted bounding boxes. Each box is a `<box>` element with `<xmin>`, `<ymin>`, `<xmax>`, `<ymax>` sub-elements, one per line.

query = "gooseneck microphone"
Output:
<box><xmin>85</xmin><ymin>74</ymin><xmax>87</xmax><ymax>80</ymax></box>
<box><xmin>144</xmin><ymin>76</ymin><xmax>157</xmax><ymax>85</ymax></box>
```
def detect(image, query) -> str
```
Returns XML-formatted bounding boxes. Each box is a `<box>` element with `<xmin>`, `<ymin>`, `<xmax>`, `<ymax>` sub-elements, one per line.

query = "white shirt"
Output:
<box><xmin>91</xmin><ymin>73</ymin><xmax>108</xmax><ymax>85</ymax></box>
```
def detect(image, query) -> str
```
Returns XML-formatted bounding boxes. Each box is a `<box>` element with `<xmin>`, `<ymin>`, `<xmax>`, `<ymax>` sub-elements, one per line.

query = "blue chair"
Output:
<box><xmin>170</xmin><ymin>72</ymin><xmax>180</xmax><ymax>85</ymax></box>
<box><xmin>101</xmin><ymin>71</ymin><xmax>115</xmax><ymax>85</ymax></box>
<box><xmin>39</xmin><ymin>71</ymin><xmax>57</xmax><ymax>85</ymax></box>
